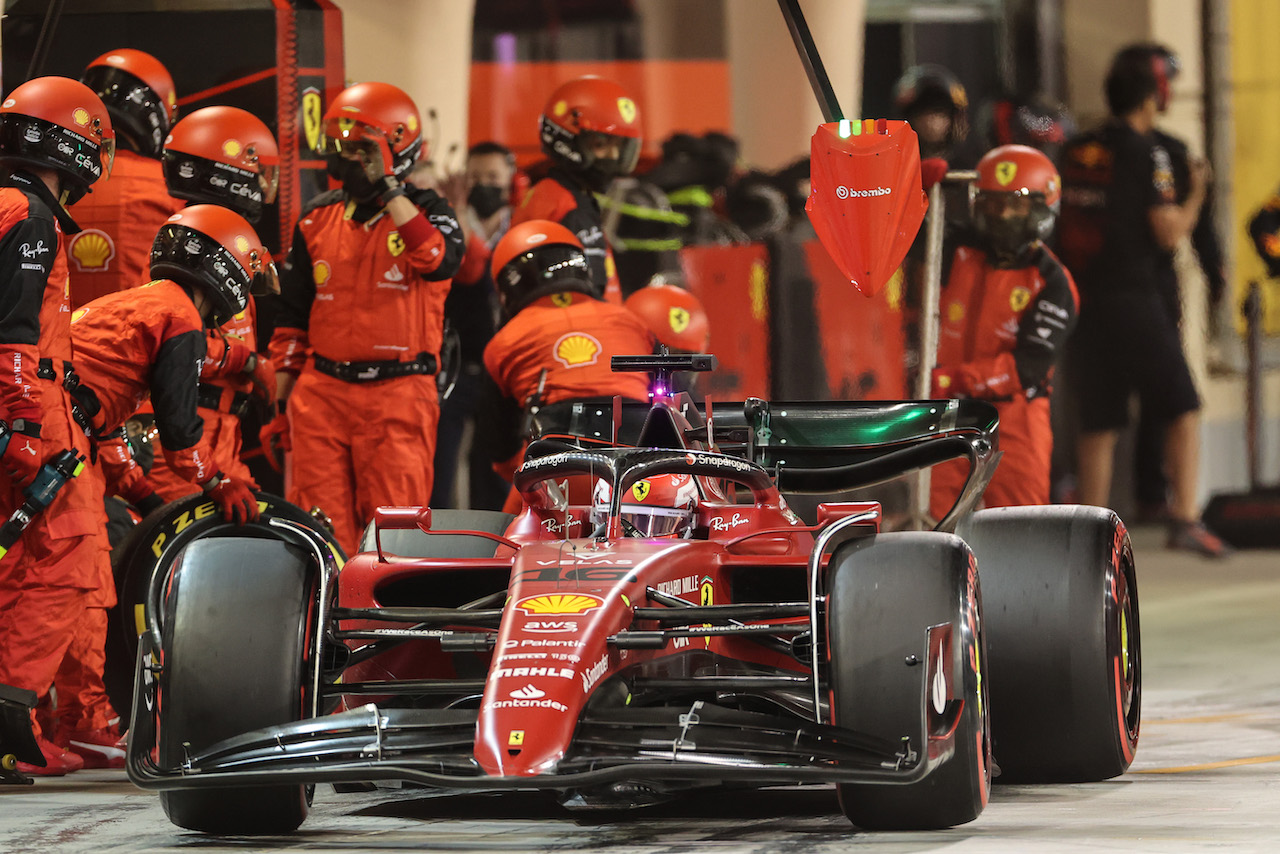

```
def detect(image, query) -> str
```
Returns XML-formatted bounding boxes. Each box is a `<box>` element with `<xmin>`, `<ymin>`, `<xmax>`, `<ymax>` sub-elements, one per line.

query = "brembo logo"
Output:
<box><xmin>835</xmin><ymin>185</ymin><xmax>892</xmax><ymax>199</ymax></box>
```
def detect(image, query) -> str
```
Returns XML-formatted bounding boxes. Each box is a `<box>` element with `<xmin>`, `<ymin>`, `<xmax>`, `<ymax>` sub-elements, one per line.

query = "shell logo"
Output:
<box><xmin>668</xmin><ymin>306</ymin><xmax>690</xmax><ymax>334</ymax></box>
<box><xmin>1009</xmin><ymin>286</ymin><xmax>1031</xmax><ymax>312</ymax></box>
<box><xmin>234</xmin><ymin>236</ymin><xmax>251</xmax><ymax>254</ymax></box>
<box><xmin>995</xmin><ymin>161</ymin><xmax>1018</xmax><ymax>187</ymax></box>
<box><xmin>617</xmin><ymin>97</ymin><xmax>637</xmax><ymax>124</ymax></box>
<box><xmin>72</xmin><ymin>108</ymin><xmax>91</xmax><ymax>127</ymax></box>
<box><xmin>313</xmin><ymin>260</ymin><xmax>331</xmax><ymax>286</ymax></box>
<box><xmin>68</xmin><ymin>229</ymin><xmax>115</xmax><ymax>272</ymax></box>
<box><xmin>223</xmin><ymin>139</ymin><xmax>242</xmax><ymax>158</ymax></box>
<box><xmin>553</xmin><ymin>332</ymin><xmax>601</xmax><ymax>368</ymax></box>
<box><xmin>517</xmin><ymin>593</ymin><xmax>603</xmax><ymax>615</ymax></box>
<box><xmin>550</xmin><ymin>292</ymin><xmax>574</xmax><ymax>308</ymax></box>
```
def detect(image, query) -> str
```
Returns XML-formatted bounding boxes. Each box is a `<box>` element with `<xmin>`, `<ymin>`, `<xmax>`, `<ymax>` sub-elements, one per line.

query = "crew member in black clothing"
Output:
<box><xmin>1058</xmin><ymin>43</ymin><xmax>1228</xmax><ymax>556</ymax></box>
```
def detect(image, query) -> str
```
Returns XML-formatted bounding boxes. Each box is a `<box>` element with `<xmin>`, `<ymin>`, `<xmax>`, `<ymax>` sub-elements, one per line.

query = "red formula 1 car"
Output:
<box><xmin>124</xmin><ymin>355</ymin><xmax>1139</xmax><ymax>835</ymax></box>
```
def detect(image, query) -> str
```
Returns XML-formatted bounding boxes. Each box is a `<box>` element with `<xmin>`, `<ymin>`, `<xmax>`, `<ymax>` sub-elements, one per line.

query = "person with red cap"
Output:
<box><xmin>478</xmin><ymin>220</ymin><xmax>655</xmax><ymax>504</ymax></box>
<box><xmin>142</xmin><ymin>105</ymin><xmax>279</xmax><ymax>503</ymax></box>
<box><xmin>511</xmin><ymin>76</ymin><xmax>643</xmax><ymax>303</ymax></box>
<box><xmin>49</xmin><ymin>109</ymin><xmax>280</xmax><ymax>768</ymax></box>
<box><xmin>264</xmin><ymin>82</ymin><xmax>463</xmax><ymax>555</ymax></box>
<box><xmin>928</xmin><ymin>145</ymin><xmax>1078</xmax><ymax>521</ymax></box>
<box><xmin>69</xmin><ymin>48</ymin><xmax>184</xmax><ymax>307</ymax></box>
<box><xmin>55</xmin><ymin>205</ymin><xmax>269</xmax><ymax>767</ymax></box>
<box><xmin>0</xmin><ymin>76</ymin><xmax>115</xmax><ymax>776</ymax></box>
<box><xmin>624</xmin><ymin>282</ymin><xmax>711</xmax><ymax>355</ymax></box>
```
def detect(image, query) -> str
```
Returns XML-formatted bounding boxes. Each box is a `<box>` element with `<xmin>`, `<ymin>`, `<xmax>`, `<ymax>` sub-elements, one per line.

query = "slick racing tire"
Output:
<box><xmin>111</xmin><ymin>492</ymin><xmax>344</xmax><ymax>677</ymax></box>
<box><xmin>158</xmin><ymin>537</ymin><xmax>316</xmax><ymax>834</ymax></box>
<box><xmin>355</xmin><ymin>509</ymin><xmax>516</xmax><ymax>557</ymax></box>
<box><xmin>825</xmin><ymin>532</ymin><xmax>991</xmax><ymax>830</ymax></box>
<box><xmin>957</xmin><ymin>505</ymin><xmax>1139</xmax><ymax>782</ymax></box>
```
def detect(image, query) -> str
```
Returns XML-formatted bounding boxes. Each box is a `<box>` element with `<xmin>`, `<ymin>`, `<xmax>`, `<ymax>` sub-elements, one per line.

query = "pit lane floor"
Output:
<box><xmin>4</xmin><ymin>525</ymin><xmax>1279</xmax><ymax>854</ymax></box>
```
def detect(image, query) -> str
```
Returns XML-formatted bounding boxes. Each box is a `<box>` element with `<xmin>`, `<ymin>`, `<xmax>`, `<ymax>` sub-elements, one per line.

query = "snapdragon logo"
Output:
<box><xmin>834</xmin><ymin>186</ymin><xmax>892</xmax><ymax>199</ymax></box>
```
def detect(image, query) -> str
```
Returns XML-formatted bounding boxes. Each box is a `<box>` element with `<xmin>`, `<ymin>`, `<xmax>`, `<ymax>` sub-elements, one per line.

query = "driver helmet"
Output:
<box><xmin>0</xmin><ymin>76</ymin><xmax>115</xmax><ymax>206</ymax></box>
<box><xmin>539</xmin><ymin>75</ymin><xmax>642</xmax><ymax>192</ymax></box>
<box><xmin>491</xmin><ymin>219</ymin><xmax>596</xmax><ymax>316</ymax></box>
<box><xmin>162</xmin><ymin>106</ymin><xmax>279</xmax><ymax>222</ymax></box>
<box><xmin>971</xmin><ymin>144</ymin><xmax>1061</xmax><ymax>265</ymax></box>
<box><xmin>81</xmin><ymin>48</ymin><xmax>177</xmax><ymax>157</ymax></box>
<box><xmin>149</xmin><ymin>204</ymin><xmax>277</xmax><ymax>325</ymax></box>
<box><xmin>594</xmin><ymin>474</ymin><xmax>698</xmax><ymax>538</ymax></box>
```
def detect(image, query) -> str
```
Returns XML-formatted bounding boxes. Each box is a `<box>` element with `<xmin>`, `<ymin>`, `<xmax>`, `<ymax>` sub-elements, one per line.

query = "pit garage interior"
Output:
<box><xmin>3</xmin><ymin>0</ymin><xmax>1280</xmax><ymax>851</ymax></box>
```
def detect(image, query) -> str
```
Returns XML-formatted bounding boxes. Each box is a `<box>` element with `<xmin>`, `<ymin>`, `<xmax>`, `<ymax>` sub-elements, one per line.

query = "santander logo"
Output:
<box><xmin>510</xmin><ymin>684</ymin><xmax>545</xmax><ymax>700</ymax></box>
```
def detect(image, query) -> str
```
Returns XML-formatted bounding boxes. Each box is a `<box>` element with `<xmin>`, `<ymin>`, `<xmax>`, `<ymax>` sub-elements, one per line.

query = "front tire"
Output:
<box><xmin>826</xmin><ymin>532</ymin><xmax>990</xmax><ymax>830</ymax></box>
<box><xmin>158</xmin><ymin>537</ymin><xmax>317</xmax><ymax>834</ymax></box>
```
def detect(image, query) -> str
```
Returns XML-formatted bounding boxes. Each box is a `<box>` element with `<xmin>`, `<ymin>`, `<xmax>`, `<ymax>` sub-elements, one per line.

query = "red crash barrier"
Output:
<box><xmin>803</xmin><ymin>241</ymin><xmax>908</xmax><ymax>400</ymax></box>
<box><xmin>678</xmin><ymin>244</ymin><xmax>771</xmax><ymax>401</ymax></box>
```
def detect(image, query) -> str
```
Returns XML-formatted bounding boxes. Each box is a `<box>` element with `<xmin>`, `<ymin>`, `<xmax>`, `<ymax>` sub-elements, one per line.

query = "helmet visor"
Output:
<box><xmin>257</xmin><ymin>162</ymin><xmax>279</xmax><ymax>204</ymax></box>
<box><xmin>620</xmin><ymin>505</ymin><xmax>689</xmax><ymax>538</ymax></box>
<box><xmin>581</xmin><ymin>131</ymin><xmax>641</xmax><ymax>176</ymax></box>
<box><xmin>249</xmin><ymin>249</ymin><xmax>280</xmax><ymax>296</ymax></box>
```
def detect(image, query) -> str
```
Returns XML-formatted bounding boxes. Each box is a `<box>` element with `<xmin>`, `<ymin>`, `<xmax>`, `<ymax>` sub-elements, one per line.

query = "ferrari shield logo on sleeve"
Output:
<box><xmin>668</xmin><ymin>306</ymin><xmax>690</xmax><ymax>334</ymax></box>
<box><xmin>805</xmin><ymin>119</ymin><xmax>926</xmax><ymax>297</ymax></box>
<box><xmin>387</xmin><ymin>231</ymin><xmax>406</xmax><ymax>257</ymax></box>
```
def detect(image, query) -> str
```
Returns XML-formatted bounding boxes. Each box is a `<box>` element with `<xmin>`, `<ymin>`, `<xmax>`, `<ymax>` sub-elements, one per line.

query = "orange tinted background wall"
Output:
<box><xmin>469</xmin><ymin>60</ymin><xmax>731</xmax><ymax>165</ymax></box>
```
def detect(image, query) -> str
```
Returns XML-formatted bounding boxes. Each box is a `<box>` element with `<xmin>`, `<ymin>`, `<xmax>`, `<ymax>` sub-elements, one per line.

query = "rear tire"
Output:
<box><xmin>957</xmin><ymin>505</ymin><xmax>1140</xmax><ymax>782</ymax></box>
<box><xmin>158</xmin><ymin>537</ymin><xmax>316</xmax><ymax>834</ymax></box>
<box><xmin>826</xmin><ymin>532</ymin><xmax>990</xmax><ymax>830</ymax></box>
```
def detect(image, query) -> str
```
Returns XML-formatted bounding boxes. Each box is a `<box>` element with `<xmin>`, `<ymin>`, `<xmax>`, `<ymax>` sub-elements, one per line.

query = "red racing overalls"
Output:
<box><xmin>148</xmin><ymin>299</ymin><xmax>262</xmax><ymax>501</ymax></box>
<box><xmin>269</xmin><ymin>187</ymin><xmax>464</xmax><ymax>555</ymax></box>
<box><xmin>0</xmin><ymin>174</ymin><xmax>108</xmax><ymax>739</ymax></box>
<box><xmin>512</xmin><ymin>168</ymin><xmax>623</xmax><ymax>303</ymax></box>
<box><xmin>481</xmin><ymin>291</ymin><xmax>654</xmax><ymax>510</ymax></box>
<box><xmin>929</xmin><ymin>243</ymin><xmax>1078</xmax><ymax>521</ymax></box>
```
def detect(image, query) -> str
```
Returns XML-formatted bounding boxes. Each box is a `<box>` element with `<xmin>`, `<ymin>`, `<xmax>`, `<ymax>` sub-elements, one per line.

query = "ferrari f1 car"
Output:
<box><xmin>124</xmin><ymin>355</ymin><xmax>1139</xmax><ymax>834</ymax></box>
